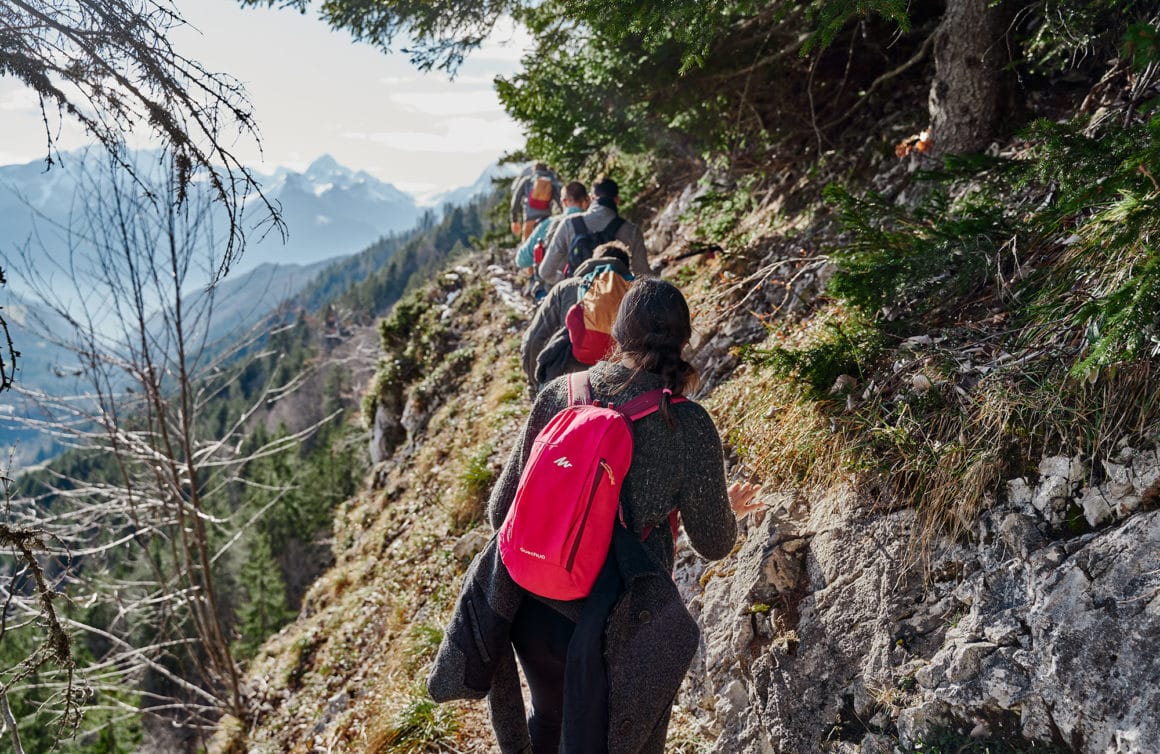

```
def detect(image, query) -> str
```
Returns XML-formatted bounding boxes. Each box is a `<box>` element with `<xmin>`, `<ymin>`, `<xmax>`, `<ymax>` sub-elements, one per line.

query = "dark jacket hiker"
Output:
<box><xmin>539</xmin><ymin>177</ymin><xmax>649</xmax><ymax>286</ymax></box>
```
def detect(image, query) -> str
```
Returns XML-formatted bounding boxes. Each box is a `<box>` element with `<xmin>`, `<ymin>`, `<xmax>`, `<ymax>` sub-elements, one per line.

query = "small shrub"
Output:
<box><xmin>685</xmin><ymin>173</ymin><xmax>760</xmax><ymax>244</ymax></box>
<box><xmin>742</xmin><ymin>308</ymin><xmax>884</xmax><ymax>401</ymax></box>
<box><xmin>370</xmin><ymin>688</ymin><xmax>459</xmax><ymax>754</ymax></box>
<box><xmin>824</xmin><ymin>182</ymin><xmax>1015</xmax><ymax>321</ymax></box>
<box><xmin>403</xmin><ymin>624</ymin><xmax>443</xmax><ymax>671</ymax></box>
<box><xmin>460</xmin><ymin>443</ymin><xmax>496</xmax><ymax>503</ymax></box>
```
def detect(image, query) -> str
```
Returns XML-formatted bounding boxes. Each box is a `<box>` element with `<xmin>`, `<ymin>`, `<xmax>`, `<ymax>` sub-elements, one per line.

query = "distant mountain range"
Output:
<box><xmin>0</xmin><ymin>150</ymin><xmax>509</xmax><ymax>278</ymax></box>
<box><xmin>0</xmin><ymin>150</ymin><xmax>512</xmax><ymax>467</ymax></box>
<box><xmin>420</xmin><ymin>162</ymin><xmax>515</xmax><ymax>210</ymax></box>
<box><xmin>242</xmin><ymin>155</ymin><xmax>422</xmax><ymax>269</ymax></box>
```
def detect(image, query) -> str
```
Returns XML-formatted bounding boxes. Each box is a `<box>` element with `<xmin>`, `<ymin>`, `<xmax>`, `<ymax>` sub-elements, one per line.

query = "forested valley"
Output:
<box><xmin>2</xmin><ymin>1</ymin><xmax>1159</xmax><ymax>753</ymax></box>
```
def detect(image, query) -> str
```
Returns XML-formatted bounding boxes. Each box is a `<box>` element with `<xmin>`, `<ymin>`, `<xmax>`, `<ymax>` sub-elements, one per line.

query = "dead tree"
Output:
<box><xmin>0</xmin><ymin>0</ymin><xmax>284</xmax><ymax>277</ymax></box>
<box><xmin>3</xmin><ymin>156</ymin><xmax>324</xmax><ymax>748</ymax></box>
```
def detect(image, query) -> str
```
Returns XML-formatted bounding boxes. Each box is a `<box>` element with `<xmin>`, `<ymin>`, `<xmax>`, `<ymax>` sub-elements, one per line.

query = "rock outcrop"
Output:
<box><xmin>687</xmin><ymin>460</ymin><xmax>1159</xmax><ymax>753</ymax></box>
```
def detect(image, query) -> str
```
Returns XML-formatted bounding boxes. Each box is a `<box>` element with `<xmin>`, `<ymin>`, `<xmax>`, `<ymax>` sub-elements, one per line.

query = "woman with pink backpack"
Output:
<box><xmin>485</xmin><ymin>277</ymin><xmax>760</xmax><ymax>753</ymax></box>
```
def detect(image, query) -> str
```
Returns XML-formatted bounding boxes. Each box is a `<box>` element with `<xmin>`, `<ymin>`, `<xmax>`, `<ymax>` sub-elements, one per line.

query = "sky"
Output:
<box><xmin>0</xmin><ymin>0</ymin><xmax>531</xmax><ymax>195</ymax></box>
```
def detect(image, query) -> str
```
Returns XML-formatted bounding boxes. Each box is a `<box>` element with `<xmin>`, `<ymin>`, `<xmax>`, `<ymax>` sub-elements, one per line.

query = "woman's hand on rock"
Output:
<box><xmin>728</xmin><ymin>482</ymin><xmax>762</xmax><ymax>517</ymax></box>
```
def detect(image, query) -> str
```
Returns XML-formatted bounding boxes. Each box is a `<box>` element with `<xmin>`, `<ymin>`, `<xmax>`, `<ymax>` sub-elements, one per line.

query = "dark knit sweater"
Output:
<box><xmin>487</xmin><ymin>361</ymin><xmax>736</xmax><ymax>572</ymax></box>
<box><xmin>432</xmin><ymin>362</ymin><xmax>734</xmax><ymax>752</ymax></box>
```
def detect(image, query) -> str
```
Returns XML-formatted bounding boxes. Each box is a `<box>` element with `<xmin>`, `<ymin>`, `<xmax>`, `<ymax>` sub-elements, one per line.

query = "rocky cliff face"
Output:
<box><xmin>682</xmin><ymin>463</ymin><xmax>1158</xmax><ymax>753</ymax></box>
<box><xmin>644</xmin><ymin>175</ymin><xmax>1159</xmax><ymax>754</ymax></box>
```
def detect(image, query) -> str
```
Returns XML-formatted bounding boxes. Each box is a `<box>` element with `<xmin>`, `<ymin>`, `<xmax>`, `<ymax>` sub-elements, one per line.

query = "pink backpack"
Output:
<box><xmin>498</xmin><ymin>372</ymin><xmax>685</xmax><ymax>600</ymax></box>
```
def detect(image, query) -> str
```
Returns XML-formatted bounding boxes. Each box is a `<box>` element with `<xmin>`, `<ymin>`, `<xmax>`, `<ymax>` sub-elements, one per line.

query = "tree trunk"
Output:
<box><xmin>927</xmin><ymin>0</ymin><xmax>1009</xmax><ymax>155</ymax></box>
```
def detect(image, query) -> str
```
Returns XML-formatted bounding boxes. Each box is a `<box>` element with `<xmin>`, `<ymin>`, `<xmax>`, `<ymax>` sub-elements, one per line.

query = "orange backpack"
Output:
<box><xmin>526</xmin><ymin>174</ymin><xmax>555</xmax><ymax>212</ymax></box>
<box><xmin>565</xmin><ymin>264</ymin><xmax>634</xmax><ymax>364</ymax></box>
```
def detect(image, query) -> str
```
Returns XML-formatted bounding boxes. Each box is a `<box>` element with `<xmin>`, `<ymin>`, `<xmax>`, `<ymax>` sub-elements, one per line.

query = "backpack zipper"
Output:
<box><xmin>565</xmin><ymin>459</ymin><xmax>611</xmax><ymax>572</ymax></box>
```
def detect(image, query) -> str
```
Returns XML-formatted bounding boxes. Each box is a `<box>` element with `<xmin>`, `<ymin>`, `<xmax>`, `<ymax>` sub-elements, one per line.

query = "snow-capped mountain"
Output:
<box><xmin>247</xmin><ymin>155</ymin><xmax>422</xmax><ymax>267</ymax></box>
<box><xmin>422</xmin><ymin>161</ymin><xmax>517</xmax><ymax>209</ymax></box>
<box><xmin>0</xmin><ymin>150</ymin><xmax>423</xmax><ymax>282</ymax></box>
<box><xmin>0</xmin><ymin>150</ymin><xmax>507</xmax><ymax>468</ymax></box>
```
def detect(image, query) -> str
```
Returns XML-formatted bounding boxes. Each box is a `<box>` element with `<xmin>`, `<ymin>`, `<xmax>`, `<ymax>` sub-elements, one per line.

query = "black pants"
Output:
<box><xmin>511</xmin><ymin>597</ymin><xmax>575</xmax><ymax>753</ymax></box>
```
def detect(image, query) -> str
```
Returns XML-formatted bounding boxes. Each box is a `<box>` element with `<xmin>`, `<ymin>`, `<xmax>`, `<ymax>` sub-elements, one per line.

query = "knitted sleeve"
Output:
<box><xmin>486</xmin><ymin>378</ymin><xmax>569</xmax><ymax>530</ymax></box>
<box><xmin>675</xmin><ymin>405</ymin><xmax>737</xmax><ymax>561</ymax></box>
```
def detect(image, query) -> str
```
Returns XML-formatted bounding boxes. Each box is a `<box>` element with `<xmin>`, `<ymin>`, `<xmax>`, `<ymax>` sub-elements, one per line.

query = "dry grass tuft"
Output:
<box><xmin>708</xmin><ymin>315</ymin><xmax>1160</xmax><ymax>557</ymax></box>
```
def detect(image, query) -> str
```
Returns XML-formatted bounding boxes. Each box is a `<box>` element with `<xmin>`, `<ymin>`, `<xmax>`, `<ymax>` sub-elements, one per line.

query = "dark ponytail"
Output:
<box><xmin>609</xmin><ymin>278</ymin><xmax>698</xmax><ymax>427</ymax></box>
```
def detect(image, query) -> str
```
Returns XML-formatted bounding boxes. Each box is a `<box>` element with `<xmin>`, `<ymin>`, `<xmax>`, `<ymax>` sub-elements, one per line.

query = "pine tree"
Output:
<box><xmin>235</xmin><ymin>533</ymin><xmax>292</xmax><ymax>659</ymax></box>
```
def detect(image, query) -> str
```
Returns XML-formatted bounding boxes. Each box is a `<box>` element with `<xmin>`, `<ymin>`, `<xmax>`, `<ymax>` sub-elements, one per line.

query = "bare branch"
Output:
<box><xmin>0</xmin><ymin>0</ymin><xmax>286</xmax><ymax>277</ymax></box>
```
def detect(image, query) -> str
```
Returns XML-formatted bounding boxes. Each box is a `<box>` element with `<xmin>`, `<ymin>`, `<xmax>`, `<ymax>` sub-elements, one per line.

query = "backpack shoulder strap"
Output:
<box><xmin>569</xmin><ymin>215</ymin><xmax>588</xmax><ymax>236</ymax></box>
<box><xmin>567</xmin><ymin>370</ymin><xmax>591</xmax><ymax>406</ymax></box>
<box><xmin>615</xmin><ymin>387</ymin><xmax>690</xmax><ymax>547</ymax></box>
<box><xmin>616</xmin><ymin>388</ymin><xmax>689</xmax><ymax>421</ymax></box>
<box><xmin>602</xmin><ymin>215</ymin><xmax>625</xmax><ymax>240</ymax></box>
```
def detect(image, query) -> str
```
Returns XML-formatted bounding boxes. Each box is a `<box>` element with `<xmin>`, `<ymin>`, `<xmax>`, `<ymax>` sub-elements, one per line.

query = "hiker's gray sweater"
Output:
<box><xmin>539</xmin><ymin>202</ymin><xmax>650</xmax><ymax>286</ymax></box>
<box><xmin>487</xmin><ymin>360</ymin><xmax>737</xmax><ymax>572</ymax></box>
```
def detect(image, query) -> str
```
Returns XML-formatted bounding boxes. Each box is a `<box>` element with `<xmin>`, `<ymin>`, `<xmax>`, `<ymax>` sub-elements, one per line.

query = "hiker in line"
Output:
<box><xmin>520</xmin><ymin>241</ymin><xmax>632</xmax><ymax>393</ymax></box>
<box><xmin>511</xmin><ymin>162</ymin><xmax>562</xmax><ymax>241</ymax></box>
<box><xmin>539</xmin><ymin>176</ymin><xmax>649</xmax><ymax>287</ymax></box>
<box><xmin>515</xmin><ymin>181</ymin><xmax>590</xmax><ymax>300</ymax></box>
<box><xmin>488</xmin><ymin>278</ymin><xmax>760</xmax><ymax>753</ymax></box>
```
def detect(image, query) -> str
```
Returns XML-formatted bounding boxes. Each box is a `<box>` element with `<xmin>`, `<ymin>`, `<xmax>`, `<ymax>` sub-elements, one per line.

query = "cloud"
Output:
<box><xmin>388</xmin><ymin>89</ymin><xmax>501</xmax><ymax>116</ymax></box>
<box><xmin>0</xmin><ymin>86</ymin><xmax>41</xmax><ymax>112</ymax></box>
<box><xmin>378</xmin><ymin>76</ymin><xmax>418</xmax><ymax>86</ymax></box>
<box><xmin>343</xmin><ymin>115</ymin><xmax>523</xmax><ymax>154</ymax></box>
<box><xmin>379</xmin><ymin>73</ymin><xmax>495</xmax><ymax>88</ymax></box>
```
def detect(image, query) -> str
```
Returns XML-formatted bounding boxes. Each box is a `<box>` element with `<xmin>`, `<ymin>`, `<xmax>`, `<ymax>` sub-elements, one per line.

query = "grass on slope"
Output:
<box><xmin>209</xmin><ymin>251</ymin><xmax>530</xmax><ymax>753</ymax></box>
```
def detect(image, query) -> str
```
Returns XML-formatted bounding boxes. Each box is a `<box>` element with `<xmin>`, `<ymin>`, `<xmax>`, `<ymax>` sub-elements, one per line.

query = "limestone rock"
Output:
<box><xmin>370</xmin><ymin>398</ymin><xmax>405</xmax><ymax>464</ymax></box>
<box><xmin>451</xmin><ymin>527</ymin><xmax>491</xmax><ymax>562</ymax></box>
<box><xmin>696</xmin><ymin>478</ymin><xmax>1159</xmax><ymax>754</ymax></box>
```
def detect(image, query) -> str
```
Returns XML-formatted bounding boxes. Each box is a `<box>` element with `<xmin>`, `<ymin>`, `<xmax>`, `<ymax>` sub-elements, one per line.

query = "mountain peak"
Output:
<box><xmin>305</xmin><ymin>154</ymin><xmax>343</xmax><ymax>178</ymax></box>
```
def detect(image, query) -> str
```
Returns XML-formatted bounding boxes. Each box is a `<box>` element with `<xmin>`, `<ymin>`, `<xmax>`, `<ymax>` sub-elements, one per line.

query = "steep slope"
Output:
<box><xmin>216</xmin><ymin>171</ymin><xmax>1158</xmax><ymax>754</ymax></box>
<box><xmin>216</xmin><ymin>50</ymin><xmax>1160</xmax><ymax>754</ymax></box>
<box><xmin>211</xmin><ymin>252</ymin><xmax>536</xmax><ymax>753</ymax></box>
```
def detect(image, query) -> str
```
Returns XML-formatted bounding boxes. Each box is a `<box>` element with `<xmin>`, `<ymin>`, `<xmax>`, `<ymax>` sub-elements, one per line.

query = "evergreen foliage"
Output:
<box><xmin>496</xmin><ymin>0</ymin><xmax>921</xmax><ymax>177</ymax></box>
<box><xmin>1018</xmin><ymin>114</ymin><xmax>1160</xmax><ymax>371</ymax></box>
<box><xmin>824</xmin><ymin>182</ymin><xmax>1015</xmax><ymax>319</ymax></box>
<box><xmin>235</xmin><ymin>532</ymin><xmax>292</xmax><ymax>659</ymax></box>
<box><xmin>744</xmin><ymin>311</ymin><xmax>884</xmax><ymax>401</ymax></box>
<box><xmin>822</xmin><ymin>91</ymin><xmax>1160</xmax><ymax>374</ymax></box>
<box><xmin>733</xmin><ymin>20</ymin><xmax>1160</xmax><ymax>536</ymax></box>
<box><xmin>1021</xmin><ymin>0</ymin><xmax>1159</xmax><ymax>73</ymax></box>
